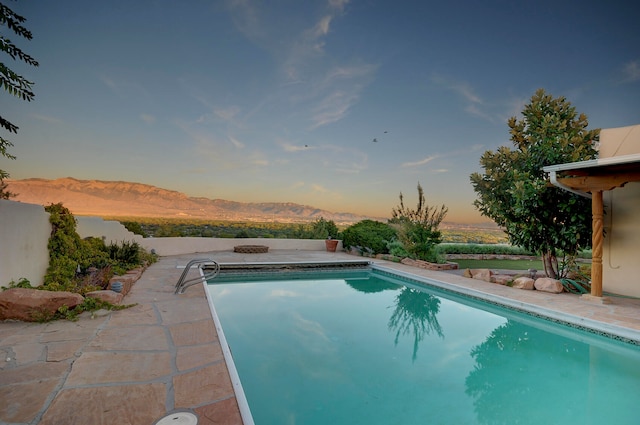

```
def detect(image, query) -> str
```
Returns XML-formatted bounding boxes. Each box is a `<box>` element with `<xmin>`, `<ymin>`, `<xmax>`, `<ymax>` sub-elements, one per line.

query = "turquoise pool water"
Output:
<box><xmin>207</xmin><ymin>269</ymin><xmax>640</xmax><ymax>425</ymax></box>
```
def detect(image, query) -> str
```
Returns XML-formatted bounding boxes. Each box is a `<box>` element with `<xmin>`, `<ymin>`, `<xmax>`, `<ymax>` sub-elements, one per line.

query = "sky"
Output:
<box><xmin>3</xmin><ymin>0</ymin><xmax>639</xmax><ymax>223</ymax></box>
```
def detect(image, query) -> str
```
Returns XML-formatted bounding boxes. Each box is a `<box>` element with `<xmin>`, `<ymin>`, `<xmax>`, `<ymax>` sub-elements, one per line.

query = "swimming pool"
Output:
<box><xmin>206</xmin><ymin>265</ymin><xmax>640</xmax><ymax>425</ymax></box>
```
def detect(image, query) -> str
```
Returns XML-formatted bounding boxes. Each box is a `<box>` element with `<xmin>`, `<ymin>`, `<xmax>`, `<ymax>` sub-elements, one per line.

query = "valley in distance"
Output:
<box><xmin>7</xmin><ymin>177</ymin><xmax>507</xmax><ymax>243</ymax></box>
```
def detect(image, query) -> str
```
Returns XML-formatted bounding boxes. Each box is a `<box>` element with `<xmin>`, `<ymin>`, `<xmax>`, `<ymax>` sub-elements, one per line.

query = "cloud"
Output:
<box><xmin>215</xmin><ymin>106</ymin><xmax>241</xmax><ymax>122</ymax></box>
<box><xmin>311</xmin><ymin>90</ymin><xmax>359</xmax><ymax>129</ymax></box>
<box><xmin>306</xmin><ymin>63</ymin><xmax>377</xmax><ymax>129</ymax></box>
<box><xmin>226</xmin><ymin>0</ymin><xmax>264</xmax><ymax>41</ymax></box>
<box><xmin>431</xmin><ymin>74</ymin><xmax>498</xmax><ymax>122</ymax></box>
<box><xmin>140</xmin><ymin>114</ymin><xmax>156</xmax><ymax>124</ymax></box>
<box><xmin>290</xmin><ymin>181</ymin><xmax>305</xmax><ymax>190</ymax></box>
<box><xmin>402</xmin><ymin>155</ymin><xmax>438</xmax><ymax>168</ymax></box>
<box><xmin>32</xmin><ymin>114</ymin><xmax>62</xmax><ymax>124</ymax></box>
<box><xmin>312</xmin><ymin>184</ymin><xmax>329</xmax><ymax>193</ymax></box>
<box><xmin>622</xmin><ymin>60</ymin><xmax>640</xmax><ymax>83</ymax></box>
<box><xmin>229</xmin><ymin>135</ymin><xmax>245</xmax><ymax>149</ymax></box>
<box><xmin>432</xmin><ymin>74</ymin><xmax>481</xmax><ymax>104</ymax></box>
<box><xmin>280</xmin><ymin>141</ymin><xmax>310</xmax><ymax>152</ymax></box>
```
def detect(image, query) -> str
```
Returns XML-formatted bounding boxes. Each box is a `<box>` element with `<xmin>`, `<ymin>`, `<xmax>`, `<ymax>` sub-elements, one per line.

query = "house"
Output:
<box><xmin>543</xmin><ymin>124</ymin><xmax>640</xmax><ymax>301</ymax></box>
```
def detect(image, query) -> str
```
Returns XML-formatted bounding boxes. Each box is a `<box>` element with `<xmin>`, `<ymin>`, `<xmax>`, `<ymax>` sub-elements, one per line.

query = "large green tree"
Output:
<box><xmin>470</xmin><ymin>89</ymin><xmax>599</xmax><ymax>278</ymax></box>
<box><xmin>1</xmin><ymin>1</ymin><xmax>38</xmax><ymax>197</ymax></box>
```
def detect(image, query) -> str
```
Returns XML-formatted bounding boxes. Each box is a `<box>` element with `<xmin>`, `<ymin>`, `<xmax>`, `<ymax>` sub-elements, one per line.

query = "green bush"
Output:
<box><xmin>342</xmin><ymin>220</ymin><xmax>397</xmax><ymax>255</ymax></box>
<box><xmin>387</xmin><ymin>240</ymin><xmax>409</xmax><ymax>258</ymax></box>
<box><xmin>435</xmin><ymin>243</ymin><xmax>533</xmax><ymax>256</ymax></box>
<box><xmin>42</xmin><ymin>203</ymin><xmax>155</xmax><ymax>293</ymax></box>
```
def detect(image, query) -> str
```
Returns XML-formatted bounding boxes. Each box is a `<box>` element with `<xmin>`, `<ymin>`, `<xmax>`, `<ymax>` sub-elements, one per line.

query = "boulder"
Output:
<box><xmin>470</xmin><ymin>269</ymin><xmax>493</xmax><ymax>282</ymax></box>
<box><xmin>0</xmin><ymin>288</ymin><xmax>84</xmax><ymax>322</ymax></box>
<box><xmin>492</xmin><ymin>275</ymin><xmax>514</xmax><ymax>285</ymax></box>
<box><xmin>512</xmin><ymin>277</ymin><xmax>535</xmax><ymax>290</ymax></box>
<box><xmin>534</xmin><ymin>278</ymin><xmax>564</xmax><ymax>293</ymax></box>
<box><xmin>85</xmin><ymin>290</ymin><xmax>124</xmax><ymax>305</ymax></box>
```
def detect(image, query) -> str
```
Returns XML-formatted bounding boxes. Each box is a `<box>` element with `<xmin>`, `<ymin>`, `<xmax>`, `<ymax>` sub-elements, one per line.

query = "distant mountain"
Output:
<box><xmin>7</xmin><ymin>177</ymin><xmax>384</xmax><ymax>224</ymax></box>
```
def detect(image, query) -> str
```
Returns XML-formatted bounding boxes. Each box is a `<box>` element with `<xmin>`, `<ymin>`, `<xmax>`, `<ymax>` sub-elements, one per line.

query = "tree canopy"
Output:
<box><xmin>470</xmin><ymin>89</ymin><xmax>599</xmax><ymax>277</ymax></box>
<box><xmin>1</xmin><ymin>1</ymin><xmax>39</xmax><ymax>197</ymax></box>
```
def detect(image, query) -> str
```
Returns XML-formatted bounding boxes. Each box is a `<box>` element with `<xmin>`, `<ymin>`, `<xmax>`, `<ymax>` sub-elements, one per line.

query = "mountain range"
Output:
<box><xmin>7</xmin><ymin>177</ymin><xmax>384</xmax><ymax>224</ymax></box>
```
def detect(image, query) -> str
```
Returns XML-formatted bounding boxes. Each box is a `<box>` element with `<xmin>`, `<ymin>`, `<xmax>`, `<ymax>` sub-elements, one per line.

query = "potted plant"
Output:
<box><xmin>325</xmin><ymin>236</ymin><xmax>339</xmax><ymax>252</ymax></box>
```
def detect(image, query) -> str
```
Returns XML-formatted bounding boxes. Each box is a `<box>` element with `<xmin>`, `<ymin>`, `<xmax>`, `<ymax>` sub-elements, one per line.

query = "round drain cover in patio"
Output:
<box><xmin>153</xmin><ymin>409</ymin><xmax>198</xmax><ymax>425</ymax></box>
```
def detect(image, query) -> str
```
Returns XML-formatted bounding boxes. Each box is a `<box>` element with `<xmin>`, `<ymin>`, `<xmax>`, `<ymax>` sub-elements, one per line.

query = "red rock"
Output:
<box><xmin>471</xmin><ymin>269</ymin><xmax>493</xmax><ymax>282</ymax></box>
<box><xmin>513</xmin><ymin>277</ymin><xmax>535</xmax><ymax>290</ymax></box>
<box><xmin>86</xmin><ymin>290</ymin><xmax>124</xmax><ymax>305</ymax></box>
<box><xmin>0</xmin><ymin>288</ymin><xmax>84</xmax><ymax>322</ymax></box>
<box><xmin>492</xmin><ymin>275</ymin><xmax>514</xmax><ymax>285</ymax></box>
<box><xmin>534</xmin><ymin>278</ymin><xmax>564</xmax><ymax>293</ymax></box>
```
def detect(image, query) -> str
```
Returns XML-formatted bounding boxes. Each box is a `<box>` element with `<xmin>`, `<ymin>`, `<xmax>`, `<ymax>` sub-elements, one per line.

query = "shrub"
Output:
<box><xmin>43</xmin><ymin>203</ymin><xmax>155</xmax><ymax>293</ymax></box>
<box><xmin>342</xmin><ymin>220</ymin><xmax>397</xmax><ymax>255</ymax></box>
<box><xmin>436</xmin><ymin>243</ymin><xmax>533</xmax><ymax>256</ymax></box>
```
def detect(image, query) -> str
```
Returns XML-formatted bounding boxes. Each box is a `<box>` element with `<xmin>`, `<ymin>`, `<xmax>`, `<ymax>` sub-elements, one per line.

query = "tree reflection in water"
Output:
<box><xmin>464</xmin><ymin>320</ymin><xmax>598</xmax><ymax>425</ymax></box>
<box><xmin>387</xmin><ymin>287</ymin><xmax>444</xmax><ymax>361</ymax></box>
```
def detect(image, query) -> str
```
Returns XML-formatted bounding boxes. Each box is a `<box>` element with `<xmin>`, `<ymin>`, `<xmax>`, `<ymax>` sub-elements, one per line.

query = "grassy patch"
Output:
<box><xmin>452</xmin><ymin>259</ymin><xmax>544</xmax><ymax>271</ymax></box>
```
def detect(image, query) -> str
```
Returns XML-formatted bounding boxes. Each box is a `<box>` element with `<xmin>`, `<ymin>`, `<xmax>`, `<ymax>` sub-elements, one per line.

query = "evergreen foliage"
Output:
<box><xmin>390</xmin><ymin>183</ymin><xmax>448</xmax><ymax>262</ymax></box>
<box><xmin>341</xmin><ymin>219</ymin><xmax>397</xmax><ymax>255</ymax></box>
<box><xmin>0</xmin><ymin>1</ymin><xmax>39</xmax><ymax>196</ymax></box>
<box><xmin>470</xmin><ymin>89</ymin><xmax>599</xmax><ymax>277</ymax></box>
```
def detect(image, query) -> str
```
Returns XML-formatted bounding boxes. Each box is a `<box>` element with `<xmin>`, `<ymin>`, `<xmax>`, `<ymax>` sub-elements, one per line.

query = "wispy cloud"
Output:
<box><xmin>226</xmin><ymin>0</ymin><xmax>264</xmax><ymax>42</ymax></box>
<box><xmin>311</xmin><ymin>90</ymin><xmax>359</xmax><ymax>129</ymax></box>
<box><xmin>402</xmin><ymin>155</ymin><xmax>438</xmax><ymax>168</ymax></box>
<box><xmin>280</xmin><ymin>141</ymin><xmax>310</xmax><ymax>152</ymax></box>
<box><xmin>312</xmin><ymin>184</ymin><xmax>329</xmax><ymax>193</ymax></box>
<box><xmin>140</xmin><ymin>114</ymin><xmax>156</xmax><ymax>124</ymax></box>
<box><xmin>32</xmin><ymin>114</ymin><xmax>62</xmax><ymax>124</ymax></box>
<box><xmin>621</xmin><ymin>60</ymin><xmax>640</xmax><ymax>83</ymax></box>
<box><xmin>215</xmin><ymin>106</ymin><xmax>241</xmax><ymax>122</ymax></box>
<box><xmin>431</xmin><ymin>74</ymin><xmax>497</xmax><ymax>122</ymax></box>
<box><xmin>229</xmin><ymin>135</ymin><xmax>245</xmax><ymax>149</ymax></box>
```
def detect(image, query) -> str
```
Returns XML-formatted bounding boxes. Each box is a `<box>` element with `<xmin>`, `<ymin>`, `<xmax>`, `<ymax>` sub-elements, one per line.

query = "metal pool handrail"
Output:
<box><xmin>174</xmin><ymin>258</ymin><xmax>220</xmax><ymax>294</ymax></box>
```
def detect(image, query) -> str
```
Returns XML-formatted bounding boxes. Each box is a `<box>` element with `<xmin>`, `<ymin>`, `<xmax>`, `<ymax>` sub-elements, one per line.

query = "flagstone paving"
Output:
<box><xmin>1</xmin><ymin>249</ymin><xmax>639</xmax><ymax>424</ymax></box>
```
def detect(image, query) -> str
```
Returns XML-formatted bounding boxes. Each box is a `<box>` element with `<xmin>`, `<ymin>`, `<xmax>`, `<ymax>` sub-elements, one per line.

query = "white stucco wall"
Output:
<box><xmin>75</xmin><ymin>216</ymin><xmax>143</xmax><ymax>245</ymax></box>
<box><xmin>603</xmin><ymin>182</ymin><xmax>640</xmax><ymax>298</ymax></box>
<box><xmin>0</xmin><ymin>200</ymin><xmax>51</xmax><ymax>288</ymax></box>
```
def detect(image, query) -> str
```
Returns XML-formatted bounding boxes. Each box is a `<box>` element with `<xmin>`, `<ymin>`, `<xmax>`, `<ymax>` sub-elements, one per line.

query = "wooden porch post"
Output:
<box><xmin>590</xmin><ymin>190</ymin><xmax>603</xmax><ymax>297</ymax></box>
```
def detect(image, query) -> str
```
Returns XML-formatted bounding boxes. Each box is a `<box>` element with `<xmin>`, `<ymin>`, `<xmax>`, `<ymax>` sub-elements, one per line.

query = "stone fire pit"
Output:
<box><xmin>233</xmin><ymin>245</ymin><xmax>269</xmax><ymax>254</ymax></box>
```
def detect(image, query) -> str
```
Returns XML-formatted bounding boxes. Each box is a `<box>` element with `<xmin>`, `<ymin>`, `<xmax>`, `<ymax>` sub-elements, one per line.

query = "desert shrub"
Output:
<box><xmin>342</xmin><ymin>220</ymin><xmax>397</xmax><ymax>255</ymax></box>
<box><xmin>387</xmin><ymin>240</ymin><xmax>409</xmax><ymax>258</ymax></box>
<box><xmin>290</xmin><ymin>218</ymin><xmax>340</xmax><ymax>239</ymax></box>
<box><xmin>43</xmin><ymin>203</ymin><xmax>154</xmax><ymax>293</ymax></box>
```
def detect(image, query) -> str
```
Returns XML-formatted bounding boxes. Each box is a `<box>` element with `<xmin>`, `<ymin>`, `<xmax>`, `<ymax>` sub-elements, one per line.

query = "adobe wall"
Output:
<box><xmin>75</xmin><ymin>216</ymin><xmax>143</xmax><ymax>245</ymax></box>
<box><xmin>603</xmin><ymin>182</ymin><xmax>640</xmax><ymax>298</ymax></box>
<box><xmin>0</xmin><ymin>200</ymin><xmax>51</xmax><ymax>288</ymax></box>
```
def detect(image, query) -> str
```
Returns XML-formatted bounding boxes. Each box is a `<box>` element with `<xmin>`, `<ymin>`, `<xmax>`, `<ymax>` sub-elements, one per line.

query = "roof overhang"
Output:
<box><xmin>543</xmin><ymin>153</ymin><xmax>640</xmax><ymax>197</ymax></box>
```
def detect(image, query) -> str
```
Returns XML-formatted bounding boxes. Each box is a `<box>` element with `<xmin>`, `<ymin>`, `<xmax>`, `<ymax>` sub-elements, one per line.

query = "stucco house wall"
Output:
<box><xmin>0</xmin><ymin>200</ymin><xmax>51</xmax><ymax>288</ymax></box>
<box><xmin>603</xmin><ymin>182</ymin><xmax>640</xmax><ymax>297</ymax></box>
<box><xmin>599</xmin><ymin>125</ymin><xmax>640</xmax><ymax>298</ymax></box>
